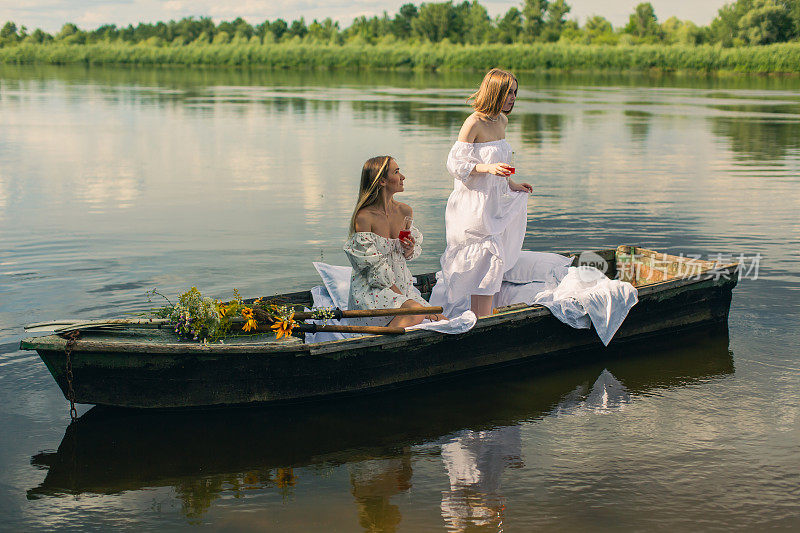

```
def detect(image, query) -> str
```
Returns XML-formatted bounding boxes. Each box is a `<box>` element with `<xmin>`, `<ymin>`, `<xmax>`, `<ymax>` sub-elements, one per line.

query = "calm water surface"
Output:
<box><xmin>1</xmin><ymin>65</ymin><xmax>799</xmax><ymax>531</ymax></box>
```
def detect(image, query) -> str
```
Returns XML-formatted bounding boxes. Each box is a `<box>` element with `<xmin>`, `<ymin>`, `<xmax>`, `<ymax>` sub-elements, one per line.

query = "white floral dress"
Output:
<box><xmin>343</xmin><ymin>226</ymin><xmax>428</xmax><ymax>327</ymax></box>
<box><xmin>430</xmin><ymin>139</ymin><xmax>529</xmax><ymax>317</ymax></box>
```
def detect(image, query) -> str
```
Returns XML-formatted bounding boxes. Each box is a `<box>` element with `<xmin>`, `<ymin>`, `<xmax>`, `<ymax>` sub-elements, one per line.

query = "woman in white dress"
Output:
<box><xmin>434</xmin><ymin>68</ymin><xmax>533</xmax><ymax>318</ymax></box>
<box><xmin>344</xmin><ymin>156</ymin><xmax>445</xmax><ymax>328</ymax></box>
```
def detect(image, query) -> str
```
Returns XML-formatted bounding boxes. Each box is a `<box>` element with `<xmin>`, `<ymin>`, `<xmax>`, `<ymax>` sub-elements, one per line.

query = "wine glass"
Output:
<box><xmin>501</xmin><ymin>151</ymin><xmax>515</xmax><ymax>198</ymax></box>
<box><xmin>399</xmin><ymin>216</ymin><xmax>413</xmax><ymax>241</ymax></box>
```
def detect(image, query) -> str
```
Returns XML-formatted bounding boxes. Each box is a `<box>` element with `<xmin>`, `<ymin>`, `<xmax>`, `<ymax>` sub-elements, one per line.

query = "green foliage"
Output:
<box><xmin>738</xmin><ymin>0</ymin><xmax>793</xmax><ymax>44</ymax></box>
<box><xmin>413</xmin><ymin>2</ymin><xmax>454</xmax><ymax>42</ymax></box>
<box><xmin>3</xmin><ymin>40</ymin><xmax>800</xmax><ymax>73</ymax></box>
<box><xmin>542</xmin><ymin>0</ymin><xmax>571</xmax><ymax>42</ymax></box>
<box><xmin>624</xmin><ymin>2</ymin><xmax>663</xmax><ymax>41</ymax></box>
<box><xmin>496</xmin><ymin>8</ymin><xmax>523</xmax><ymax>44</ymax></box>
<box><xmin>4</xmin><ymin>0</ymin><xmax>800</xmax><ymax>72</ymax></box>
<box><xmin>522</xmin><ymin>0</ymin><xmax>548</xmax><ymax>42</ymax></box>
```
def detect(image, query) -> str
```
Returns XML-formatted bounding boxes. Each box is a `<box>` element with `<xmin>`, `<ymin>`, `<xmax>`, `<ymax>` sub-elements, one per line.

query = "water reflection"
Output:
<box><xmin>711</xmin><ymin>117</ymin><xmax>800</xmax><ymax>162</ymax></box>
<box><xmin>28</xmin><ymin>329</ymin><xmax>733</xmax><ymax>529</ymax></box>
<box><xmin>440</xmin><ymin>426</ymin><xmax>520</xmax><ymax>531</ymax></box>
<box><xmin>519</xmin><ymin>113</ymin><xmax>565</xmax><ymax>147</ymax></box>
<box><xmin>349</xmin><ymin>453</ymin><xmax>412</xmax><ymax>531</ymax></box>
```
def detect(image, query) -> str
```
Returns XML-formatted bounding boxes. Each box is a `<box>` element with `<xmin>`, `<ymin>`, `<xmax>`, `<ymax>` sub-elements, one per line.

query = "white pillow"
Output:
<box><xmin>503</xmin><ymin>251</ymin><xmax>574</xmax><ymax>284</ymax></box>
<box><xmin>312</xmin><ymin>262</ymin><xmax>352</xmax><ymax>310</ymax></box>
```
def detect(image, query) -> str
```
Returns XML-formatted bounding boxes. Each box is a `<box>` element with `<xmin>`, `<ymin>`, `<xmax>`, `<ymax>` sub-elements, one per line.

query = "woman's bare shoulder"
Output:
<box><xmin>457</xmin><ymin>113</ymin><xmax>482</xmax><ymax>143</ymax></box>
<box><xmin>354</xmin><ymin>209</ymin><xmax>374</xmax><ymax>233</ymax></box>
<box><xmin>396</xmin><ymin>202</ymin><xmax>413</xmax><ymax>217</ymax></box>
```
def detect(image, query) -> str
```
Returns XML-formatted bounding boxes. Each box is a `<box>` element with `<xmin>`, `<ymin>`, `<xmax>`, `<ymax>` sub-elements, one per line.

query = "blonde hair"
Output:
<box><xmin>349</xmin><ymin>156</ymin><xmax>393</xmax><ymax>235</ymax></box>
<box><xmin>468</xmin><ymin>68</ymin><xmax>518</xmax><ymax>116</ymax></box>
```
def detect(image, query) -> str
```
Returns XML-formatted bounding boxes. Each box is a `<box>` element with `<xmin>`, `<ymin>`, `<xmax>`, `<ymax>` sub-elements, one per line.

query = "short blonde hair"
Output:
<box><xmin>468</xmin><ymin>68</ymin><xmax>518</xmax><ymax>116</ymax></box>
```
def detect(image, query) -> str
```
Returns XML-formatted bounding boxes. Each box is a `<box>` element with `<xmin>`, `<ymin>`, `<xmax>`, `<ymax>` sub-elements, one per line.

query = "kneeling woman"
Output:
<box><xmin>344</xmin><ymin>156</ymin><xmax>444</xmax><ymax>328</ymax></box>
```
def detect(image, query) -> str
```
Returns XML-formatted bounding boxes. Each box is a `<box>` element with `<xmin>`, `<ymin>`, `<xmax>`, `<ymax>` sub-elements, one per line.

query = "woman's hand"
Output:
<box><xmin>400</xmin><ymin>234</ymin><xmax>415</xmax><ymax>258</ymax></box>
<box><xmin>508</xmin><ymin>179</ymin><xmax>533</xmax><ymax>193</ymax></box>
<box><xmin>476</xmin><ymin>163</ymin><xmax>513</xmax><ymax>176</ymax></box>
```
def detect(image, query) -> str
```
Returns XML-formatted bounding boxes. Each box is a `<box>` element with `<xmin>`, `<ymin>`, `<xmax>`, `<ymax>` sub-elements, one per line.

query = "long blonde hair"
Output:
<box><xmin>468</xmin><ymin>68</ymin><xmax>518</xmax><ymax>116</ymax></box>
<box><xmin>349</xmin><ymin>155</ymin><xmax>393</xmax><ymax>235</ymax></box>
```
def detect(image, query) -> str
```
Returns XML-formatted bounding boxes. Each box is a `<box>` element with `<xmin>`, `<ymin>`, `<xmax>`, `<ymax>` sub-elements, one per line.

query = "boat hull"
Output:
<box><xmin>27</xmin><ymin>268</ymin><xmax>737</xmax><ymax>409</ymax></box>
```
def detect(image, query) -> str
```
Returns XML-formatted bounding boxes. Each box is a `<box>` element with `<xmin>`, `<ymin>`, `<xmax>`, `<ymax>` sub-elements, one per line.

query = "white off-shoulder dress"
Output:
<box><xmin>343</xmin><ymin>226</ymin><xmax>429</xmax><ymax>327</ymax></box>
<box><xmin>431</xmin><ymin>139</ymin><xmax>529</xmax><ymax>315</ymax></box>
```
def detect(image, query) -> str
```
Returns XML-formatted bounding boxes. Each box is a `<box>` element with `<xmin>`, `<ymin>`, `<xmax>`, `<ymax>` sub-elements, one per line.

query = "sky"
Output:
<box><xmin>1</xmin><ymin>0</ymin><xmax>732</xmax><ymax>34</ymax></box>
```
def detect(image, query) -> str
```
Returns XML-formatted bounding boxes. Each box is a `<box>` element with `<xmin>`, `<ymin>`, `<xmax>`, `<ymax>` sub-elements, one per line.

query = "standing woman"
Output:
<box><xmin>432</xmin><ymin>68</ymin><xmax>533</xmax><ymax>318</ymax></box>
<box><xmin>344</xmin><ymin>156</ymin><xmax>444</xmax><ymax>328</ymax></box>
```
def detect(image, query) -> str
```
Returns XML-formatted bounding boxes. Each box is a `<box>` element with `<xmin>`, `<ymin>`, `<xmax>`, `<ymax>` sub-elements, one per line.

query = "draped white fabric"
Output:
<box><xmin>532</xmin><ymin>266</ymin><xmax>639</xmax><ymax>346</ymax></box>
<box><xmin>431</xmin><ymin>140</ymin><xmax>529</xmax><ymax>314</ymax></box>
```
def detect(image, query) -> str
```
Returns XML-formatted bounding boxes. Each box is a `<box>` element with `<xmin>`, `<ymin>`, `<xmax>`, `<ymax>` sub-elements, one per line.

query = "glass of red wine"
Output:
<box><xmin>399</xmin><ymin>216</ymin><xmax>413</xmax><ymax>241</ymax></box>
<box><xmin>502</xmin><ymin>151</ymin><xmax>516</xmax><ymax>197</ymax></box>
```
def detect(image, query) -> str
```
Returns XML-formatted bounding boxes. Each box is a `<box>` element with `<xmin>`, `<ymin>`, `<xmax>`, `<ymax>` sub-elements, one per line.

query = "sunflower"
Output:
<box><xmin>270</xmin><ymin>313</ymin><xmax>295</xmax><ymax>339</ymax></box>
<box><xmin>241</xmin><ymin>307</ymin><xmax>254</xmax><ymax>320</ymax></box>
<box><xmin>242</xmin><ymin>318</ymin><xmax>258</xmax><ymax>332</ymax></box>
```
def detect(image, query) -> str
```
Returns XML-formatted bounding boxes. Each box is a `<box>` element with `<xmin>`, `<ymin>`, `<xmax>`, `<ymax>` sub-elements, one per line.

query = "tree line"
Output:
<box><xmin>2</xmin><ymin>0</ymin><xmax>800</xmax><ymax>49</ymax></box>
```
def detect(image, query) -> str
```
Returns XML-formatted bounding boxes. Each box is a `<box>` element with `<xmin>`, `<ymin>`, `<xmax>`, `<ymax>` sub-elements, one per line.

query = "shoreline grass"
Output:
<box><xmin>2</xmin><ymin>42</ymin><xmax>800</xmax><ymax>74</ymax></box>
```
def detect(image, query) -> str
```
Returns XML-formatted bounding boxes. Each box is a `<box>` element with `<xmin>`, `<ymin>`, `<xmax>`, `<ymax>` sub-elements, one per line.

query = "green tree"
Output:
<box><xmin>307</xmin><ymin>18</ymin><xmax>339</xmax><ymax>43</ymax></box>
<box><xmin>497</xmin><ymin>7</ymin><xmax>523</xmax><ymax>43</ymax></box>
<box><xmin>269</xmin><ymin>19</ymin><xmax>288</xmax><ymax>41</ymax></box>
<box><xmin>0</xmin><ymin>21</ymin><xmax>19</xmax><ymax>44</ymax></box>
<box><xmin>463</xmin><ymin>1</ymin><xmax>491</xmax><ymax>44</ymax></box>
<box><xmin>412</xmin><ymin>2</ymin><xmax>454</xmax><ymax>42</ymax></box>
<box><xmin>24</xmin><ymin>28</ymin><xmax>52</xmax><ymax>44</ymax></box>
<box><xmin>392</xmin><ymin>3</ymin><xmax>419</xmax><ymax>39</ymax></box>
<box><xmin>288</xmin><ymin>18</ymin><xmax>308</xmax><ymax>39</ymax></box>
<box><xmin>623</xmin><ymin>2</ymin><xmax>662</xmax><ymax>40</ymax></box>
<box><xmin>522</xmin><ymin>0</ymin><xmax>548</xmax><ymax>42</ymax></box>
<box><xmin>789</xmin><ymin>0</ymin><xmax>800</xmax><ymax>37</ymax></box>
<box><xmin>710</xmin><ymin>0</ymin><xmax>794</xmax><ymax>45</ymax></box>
<box><xmin>738</xmin><ymin>0</ymin><xmax>793</xmax><ymax>44</ymax></box>
<box><xmin>542</xmin><ymin>0</ymin><xmax>571</xmax><ymax>41</ymax></box>
<box><xmin>662</xmin><ymin>16</ymin><xmax>703</xmax><ymax>44</ymax></box>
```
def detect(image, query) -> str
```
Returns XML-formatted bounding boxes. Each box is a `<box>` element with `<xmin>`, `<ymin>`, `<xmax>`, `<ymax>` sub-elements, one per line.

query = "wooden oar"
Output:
<box><xmin>27</xmin><ymin>306</ymin><xmax>442</xmax><ymax>334</ymax></box>
<box><xmin>294</xmin><ymin>323</ymin><xmax>405</xmax><ymax>335</ymax></box>
<box><xmin>41</xmin><ymin>321</ymin><xmax>403</xmax><ymax>336</ymax></box>
<box><xmin>25</xmin><ymin>318</ymin><xmax>172</xmax><ymax>333</ymax></box>
<box><xmin>292</xmin><ymin>306</ymin><xmax>443</xmax><ymax>320</ymax></box>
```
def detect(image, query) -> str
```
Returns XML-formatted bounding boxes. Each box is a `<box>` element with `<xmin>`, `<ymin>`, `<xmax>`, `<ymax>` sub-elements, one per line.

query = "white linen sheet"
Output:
<box><xmin>532</xmin><ymin>266</ymin><xmax>639</xmax><ymax>346</ymax></box>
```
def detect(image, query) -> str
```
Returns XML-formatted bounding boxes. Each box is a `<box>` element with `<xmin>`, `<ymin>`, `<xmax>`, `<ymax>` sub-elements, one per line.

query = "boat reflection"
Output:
<box><xmin>28</xmin><ymin>327</ymin><xmax>733</xmax><ymax>529</ymax></box>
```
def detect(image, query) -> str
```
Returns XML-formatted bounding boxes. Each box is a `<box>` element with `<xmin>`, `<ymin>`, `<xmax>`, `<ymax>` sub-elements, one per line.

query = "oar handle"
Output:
<box><xmin>293</xmin><ymin>306</ymin><xmax>443</xmax><ymax>320</ymax></box>
<box><xmin>295</xmin><ymin>323</ymin><xmax>405</xmax><ymax>335</ymax></box>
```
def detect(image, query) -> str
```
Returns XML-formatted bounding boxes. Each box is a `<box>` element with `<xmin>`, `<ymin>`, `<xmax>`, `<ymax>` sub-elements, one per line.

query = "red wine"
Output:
<box><xmin>508</xmin><ymin>167</ymin><xmax>515</xmax><ymax>174</ymax></box>
<box><xmin>398</xmin><ymin>230</ymin><xmax>411</xmax><ymax>240</ymax></box>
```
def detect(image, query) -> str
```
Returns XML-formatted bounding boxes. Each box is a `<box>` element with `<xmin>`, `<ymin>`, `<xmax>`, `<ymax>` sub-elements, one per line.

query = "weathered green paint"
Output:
<box><xmin>20</xmin><ymin>246</ymin><xmax>739</xmax><ymax>408</ymax></box>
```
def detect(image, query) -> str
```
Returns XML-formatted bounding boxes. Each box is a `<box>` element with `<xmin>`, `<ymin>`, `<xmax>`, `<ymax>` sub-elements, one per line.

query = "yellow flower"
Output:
<box><xmin>218</xmin><ymin>304</ymin><xmax>228</xmax><ymax>318</ymax></box>
<box><xmin>242</xmin><ymin>318</ymin><xmax>258</xmax><ymax>332</ymax></box>
<box><xmin>241</xmin><ymin>307</ymin><xmax>254</xmax><ymax>320</ymax></box>
<box><xmin>270</xmin><ymin>313</ymin><xmax>295</xmax><ymax>339</ymax></box>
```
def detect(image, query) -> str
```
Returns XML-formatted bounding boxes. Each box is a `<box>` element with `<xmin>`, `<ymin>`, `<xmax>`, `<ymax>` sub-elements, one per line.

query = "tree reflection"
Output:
<box><xmin>624</xmin><ymin>109</ymin><xmax>652</xmax><ymax>143</ymax></box>
<box><xmin>711</xmin><ymin>117</ymin><xmax>800</xmax><ymax>161</ymax></box>
<box><xmin>519</xmin><ymin>113</ymin><xmax>565</xmax><ymax>146</ymax></box>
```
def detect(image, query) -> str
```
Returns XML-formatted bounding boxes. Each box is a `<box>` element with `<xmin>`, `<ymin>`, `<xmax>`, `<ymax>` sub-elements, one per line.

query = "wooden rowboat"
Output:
<box><xmin>19</xmin><ymin>245</ymin><xmax>739</xmax><ymax>409</ymax></box>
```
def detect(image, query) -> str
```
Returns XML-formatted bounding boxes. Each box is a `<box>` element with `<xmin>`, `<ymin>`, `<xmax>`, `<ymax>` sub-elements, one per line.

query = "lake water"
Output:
<box><xmin>1</xmin><ymin>65</ymin><xmax>799</xmax><ymax>531</ymax></box>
